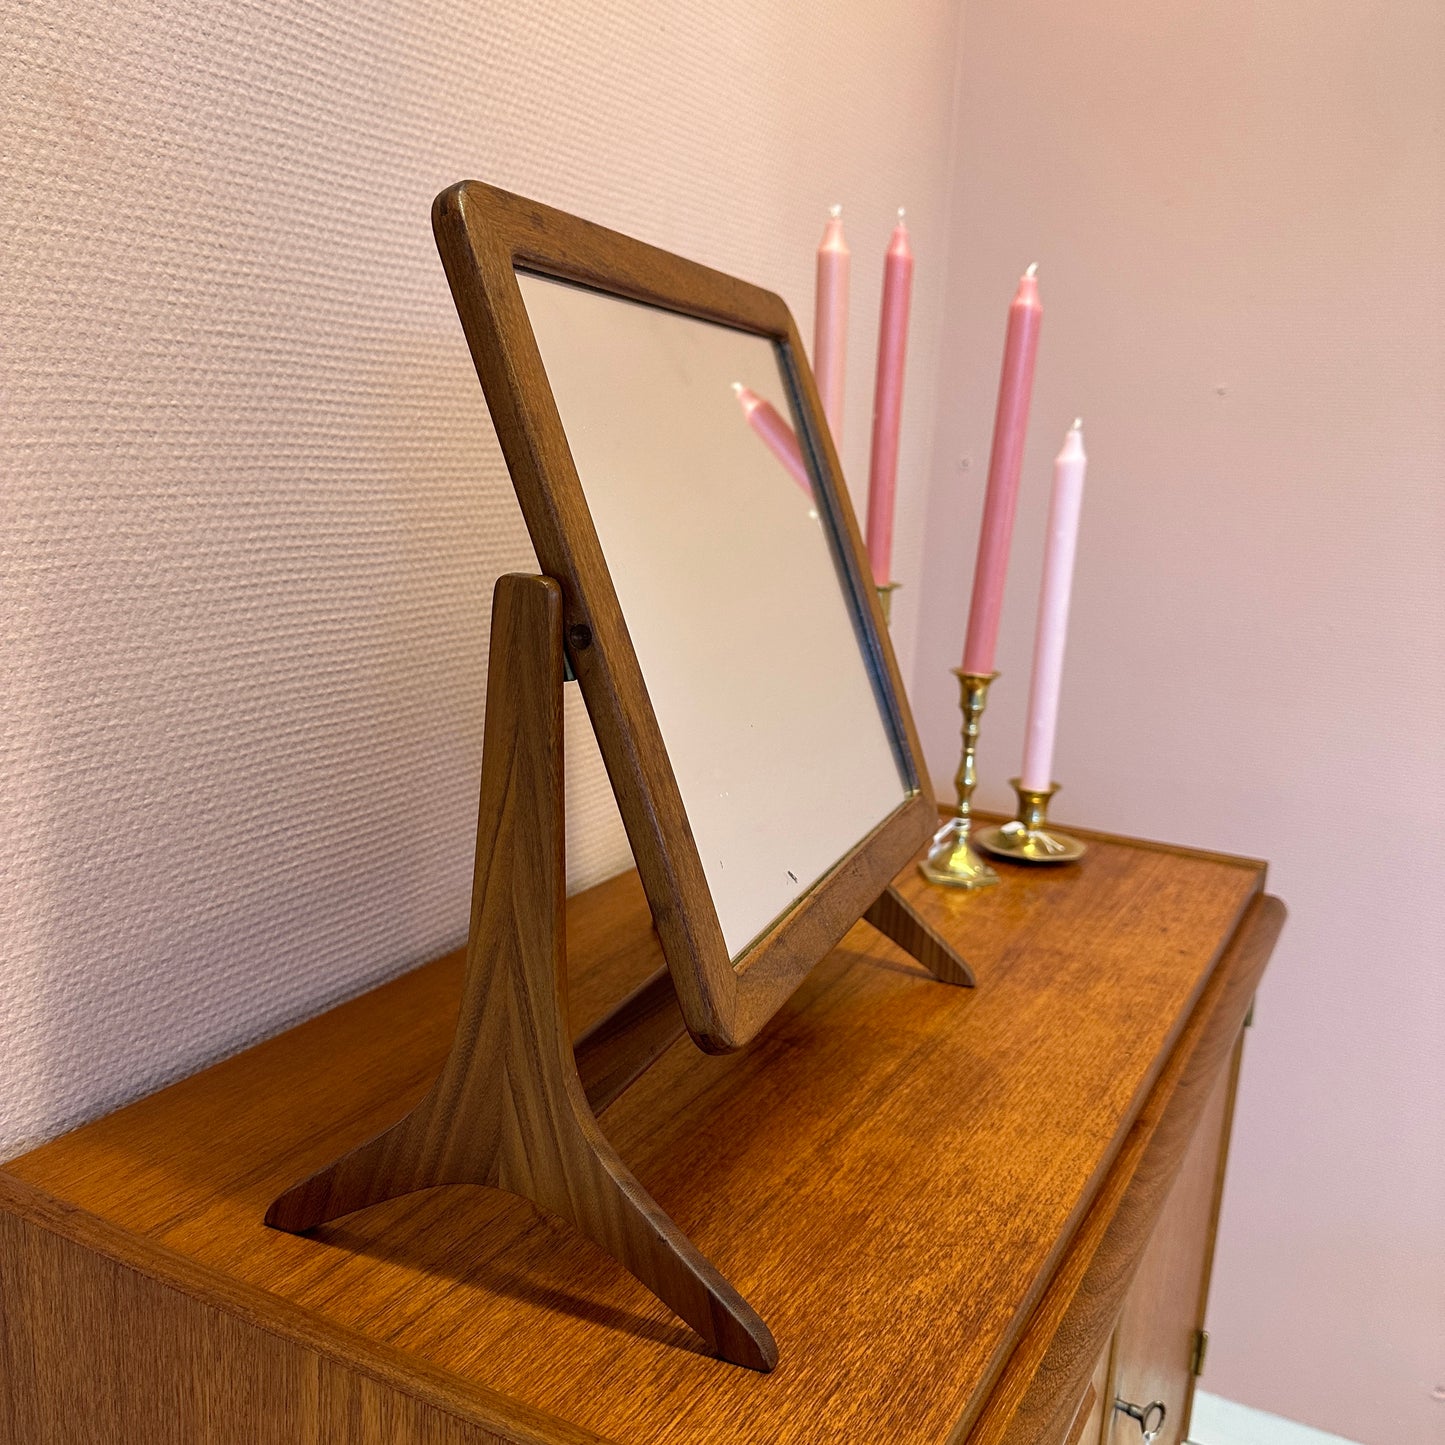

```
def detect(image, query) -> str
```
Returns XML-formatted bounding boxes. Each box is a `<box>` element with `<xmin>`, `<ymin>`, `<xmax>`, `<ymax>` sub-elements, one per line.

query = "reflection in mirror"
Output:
<box><xmin>731</xmin><ymin>383</ymin><xmax>812</xmax><ymax>499</ymax></box>
<box><xmin>516</xmin><ymin>271</ymin><xmax>910</xmax><ymax>959</ymax></box>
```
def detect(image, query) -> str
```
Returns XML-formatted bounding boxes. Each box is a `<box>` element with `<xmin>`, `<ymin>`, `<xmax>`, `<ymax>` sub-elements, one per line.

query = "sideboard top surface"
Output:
<box><xmin>4</xmin><ymin>826</ymin><xmax>1265</xmax><ymax>1445</ymax></box>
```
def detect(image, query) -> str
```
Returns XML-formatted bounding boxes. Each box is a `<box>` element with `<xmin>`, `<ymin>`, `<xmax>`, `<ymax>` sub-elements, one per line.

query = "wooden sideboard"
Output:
<box><xmin>0</xmin><ymin>826</ymin><xmax>1283</xmax><ymax>1445</ymax></box>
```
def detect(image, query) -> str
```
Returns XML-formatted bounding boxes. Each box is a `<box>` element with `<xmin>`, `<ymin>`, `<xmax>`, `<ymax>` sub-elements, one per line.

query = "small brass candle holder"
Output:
<box><xmin>974</xmin><ymin>779</ymin><xmax>1086</xmax><ymax>865</ymax></box>
<box><xmin>876</xmin><ymin>581</ymin><xmax>900</xmax><ymax>624</ymax></box>
<box><xmin>920</xmin><ymin>669</ymin><xmax>1000</xmax><ymax>890</ymax></box>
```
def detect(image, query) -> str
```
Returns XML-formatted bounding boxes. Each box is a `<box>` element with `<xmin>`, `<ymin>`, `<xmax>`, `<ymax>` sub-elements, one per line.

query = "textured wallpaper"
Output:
<box><xmin>1</xmin><ymin>0</ymin><xmax>963</xmax><ymax>1154</ymax></box>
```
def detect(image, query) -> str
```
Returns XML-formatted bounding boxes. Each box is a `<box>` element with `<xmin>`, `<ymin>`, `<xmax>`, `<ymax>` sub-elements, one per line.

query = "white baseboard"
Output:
<box><xmin>1189</xmin><ymin>1391</ymin><xmax>1362</xmax><ymax>1445</ymax></box>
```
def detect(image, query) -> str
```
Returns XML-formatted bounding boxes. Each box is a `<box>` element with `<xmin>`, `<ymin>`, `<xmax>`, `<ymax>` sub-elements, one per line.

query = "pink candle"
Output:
<box><xmin>813</xmin><ymin>204</ymin><xmax>850</xmax><ymax>444</ymax></box>
<box><xmin>961</xmin><ymin>264</ymin><xmax>1043</xmax><ymax>675</ymax></box>
<box><xmin>1020</xmin><ymin>420</ymin><xmax>1087</xmax><ymax>793</ymax></box>
<box><xmin>733</xmin><ymin>382</ymin><xmax>812</xmax><ymax>495</ymax></box>
<box><xmin>865</xmin><ymin>209</ymin><xmax>913</xmax><ymax>586</ymax></box>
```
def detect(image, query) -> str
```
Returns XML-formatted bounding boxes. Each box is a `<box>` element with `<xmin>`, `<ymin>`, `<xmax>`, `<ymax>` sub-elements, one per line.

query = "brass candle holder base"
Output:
<box><xmin>974</xmin><ymin>780</ymin><xmax>1086</xmax><ymax>865</ymax></box>
<box><xmin>876</xmin><ymin>581</ymin><xmax>900</xmax><ymax>624</ymax></box>
<box><xmin>921</xmin><ymin>814</ymin><xmax>1001</xmax><ymax>889</ymax></box>
<box><xmin>919</xmin><ymin>670</ymin><xmax>1000</xmax><ymax>890</ymax></box>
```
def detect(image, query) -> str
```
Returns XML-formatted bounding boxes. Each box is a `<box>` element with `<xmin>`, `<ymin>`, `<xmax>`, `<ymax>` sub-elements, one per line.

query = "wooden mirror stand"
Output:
<box><xmin>267</xmin><ymin>574</ymin><xmax>973</xmax><ymax>1370</ymax></box>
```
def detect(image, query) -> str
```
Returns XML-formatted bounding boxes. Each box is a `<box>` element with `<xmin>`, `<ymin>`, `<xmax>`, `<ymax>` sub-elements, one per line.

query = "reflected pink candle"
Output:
<box><xmin>813</xmin><ymin>204</ymin><xmax>850</xmax><ymax>444</ymax></box>
<box><xmin>1020</xmin><ymin>420</ymin><xmax>1086</xmax><ymax>793</ymax></box>
<box><xmin>733</xmin><ymin>383</ymin><xmax>811</xmax><ymax>495</ymax></box>
<box><xmin>962</xmin><ymin>264</ymin><xmax>1043</xmax><ymax>675</ymax></box>
<box><xmin>865</xmin><ymin>209</ymin><xmax>913</xmax><ymax>586</ymax></box>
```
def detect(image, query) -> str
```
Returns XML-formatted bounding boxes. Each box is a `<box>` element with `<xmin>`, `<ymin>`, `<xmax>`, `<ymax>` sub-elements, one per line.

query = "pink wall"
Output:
<box><xmin>915</xmin><ymin>5</ymin><xmax>1445</xmax><ymax>1442</ymax></box>
<box><xmin>0</xmin><ymin>0</ymin><xmax>962</xmax><ymax>1154</ymax></box>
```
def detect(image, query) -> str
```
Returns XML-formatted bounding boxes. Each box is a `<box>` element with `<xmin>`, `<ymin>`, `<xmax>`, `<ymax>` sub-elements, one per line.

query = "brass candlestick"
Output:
<box><xmin>920</xmin><ymin>670</ymin><xmax>1000</xmax><ymax>889</ymax></box>
<box><xmin>876</xmin><ymin>581</ymin><xmax>900</xmax><ymax>624</ymax></box>
<box><xmin>974</xmin><ymin>779</ymin><xmax>1086</xmax><ymax>865</ymax></box>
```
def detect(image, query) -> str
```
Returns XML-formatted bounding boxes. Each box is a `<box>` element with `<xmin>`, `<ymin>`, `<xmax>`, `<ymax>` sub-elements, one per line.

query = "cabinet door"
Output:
<box><xmin>1106</xmin><ymin>1035</ymin><xmax>1243</xmax><ymax>1445</ymax></box>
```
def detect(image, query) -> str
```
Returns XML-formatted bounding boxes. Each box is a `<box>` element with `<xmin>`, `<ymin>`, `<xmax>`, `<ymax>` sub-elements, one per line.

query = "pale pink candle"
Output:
<box><xmin>865</xmin><ymin>208</ymin><xmax>913</xmax><ymax>585</ymax></box>
<box><xmin>961</xmin><ymin>264</ymin><xmax>1043</xmax><ymax>674</ymax></box>
<box><xmin>733</xmin><ymin>382</ymin><xmax>811</xmax><ymax>496</ymax></box>
<box><xmin>1020</xmin><ymin>419</ymin><xmax>1087</xmax><ymax>793</ymax></box>
<box><xmin>813</xmin><ymin>204</ymin><xmax>849</xmax><ymax>444</ymax></box>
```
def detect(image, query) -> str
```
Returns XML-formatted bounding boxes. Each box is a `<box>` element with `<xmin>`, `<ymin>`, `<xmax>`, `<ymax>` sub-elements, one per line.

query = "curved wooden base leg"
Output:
<box><xmin>266</xmin><ymin>1043</ymin><xmax>777</xmax><ymax>1369</ymax></box>
<box><xmin>503</xmin><ymin>1081</ymin><xmax>777</xmax><ymax>1371</ymax></box>
<box><xmin>264</xmin><ymin>1111</ymin><xmax>440</xmax><ymax>1232</ymax></box>
<box><xmin>865</xmin><ymin>883</ymin><xmax>976</xmax><ymax>986</ymax></box>
<box><xmin>265</xmin><ymin>574</ymin><xmax>776</xmax><ymax>1371</ymax></box>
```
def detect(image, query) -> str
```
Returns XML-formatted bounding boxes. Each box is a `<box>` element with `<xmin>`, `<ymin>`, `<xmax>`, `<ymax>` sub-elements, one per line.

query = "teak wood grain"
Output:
<box><xmin>3</xmin><ymin>832</ymin><xmax>1281</xmax><ymax>1444</ymax></box>
<box><xmin>1063</xmin><ymin>1384</ymin><xmax>1099</xmax><ymax>1445</ymax></box>
<box><xmin>970</xmin><ymin>941</ymin><xmax>1268</xmax><ymax>1445</ymax></box>
<box><xmin>1104</xmin><ymin>1038</ymin><xmax>1245</xmax><ymax>1445</ymax></box>
<box><xmin>432</xmin><ymin>180</ymin><xmax>967</xmax><ymax>1052</ymax></box>
<box><xmin>0</xmin><ymin>1181</ymin><xmax>604</xmax><ymax>1445</ymax></box>
<box><xmin>261</xmin><ymin>570</ymin><xmax>965</xmax><ymax>1369</ymax></box>
<box><xmin>267</xmin><ymin>575</ymin><xmax>774</xmax><ymax>1370</ymax></box>
<box><xmin>572</xmin><ymin>871</ymin><xmax>976</xmax><ymax>1117</ymax></box>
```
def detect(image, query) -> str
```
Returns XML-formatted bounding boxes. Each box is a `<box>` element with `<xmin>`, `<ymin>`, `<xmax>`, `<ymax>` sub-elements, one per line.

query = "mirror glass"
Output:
<box><xmin>517</xmin><ymin>271</ymin><xmax>910</xmax><ymax>959</ymax></box>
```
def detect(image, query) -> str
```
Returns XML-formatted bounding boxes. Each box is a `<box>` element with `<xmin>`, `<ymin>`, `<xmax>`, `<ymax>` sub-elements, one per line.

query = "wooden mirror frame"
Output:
<box><xmin>433</xmin><ymin>181</ymin><xmax>950</xmax><ymax>1052</ymax></box>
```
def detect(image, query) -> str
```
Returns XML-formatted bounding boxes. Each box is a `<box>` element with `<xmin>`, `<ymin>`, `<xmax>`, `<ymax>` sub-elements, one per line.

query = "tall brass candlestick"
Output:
<box><xmin>919</xmin><ymin>669</ymin><xmax>1000</xmax><ymax>889</ymax></box>
<box><xmin>876</xmin><ymin>581</ymin><xmax>900</xmax><ymax>624</ymax></box>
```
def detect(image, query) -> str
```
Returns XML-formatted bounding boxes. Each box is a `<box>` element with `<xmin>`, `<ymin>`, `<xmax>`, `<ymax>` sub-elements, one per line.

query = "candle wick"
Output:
<box><xmin>829</xmin><ymin>203</ymin><xmax>842</xmax><ymax>218</ymax></box>
<box><xmin>1025</xmin><ymin>262</ymin><xmax>1039</xmax><ymax>278</ymax></box>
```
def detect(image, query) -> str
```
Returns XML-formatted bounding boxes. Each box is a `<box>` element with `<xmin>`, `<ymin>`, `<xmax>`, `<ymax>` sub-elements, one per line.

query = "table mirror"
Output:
<box><xmin>433</xmin><ymin>181</ymin><xmax>969</xmax><ymax>1051</ymax></box>
<box><xmin>267</xmin><ymin>182</ymin><xmax>972</xmax><ymax>1372</ymax></box>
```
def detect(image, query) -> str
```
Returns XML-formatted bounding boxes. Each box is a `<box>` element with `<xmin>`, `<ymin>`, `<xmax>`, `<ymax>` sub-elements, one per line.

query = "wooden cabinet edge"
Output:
<box><xmin>1062</xmin><ymin>1382</ymin><xmax>1100</xmax><ymax>1445</ymax></box>
<box><xmin>0</xmin><ymin>1173</ymin><xmax>610</xmax><ymax>1445</ymax></box>
<box><xmin>954</xmin><ymin>893</ymin><xmax>1285</xmax><ymax>1445</ymax></box>
<box><xmin>1178</xmin><ymin>1027</ymin><xmax>1249</xmax><ymax>1440</ymax></box>
<box><xmin>1104</xmin><ymin>1033</ymin><xmax>1242</xmax><ymax>1445</ymax></box>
